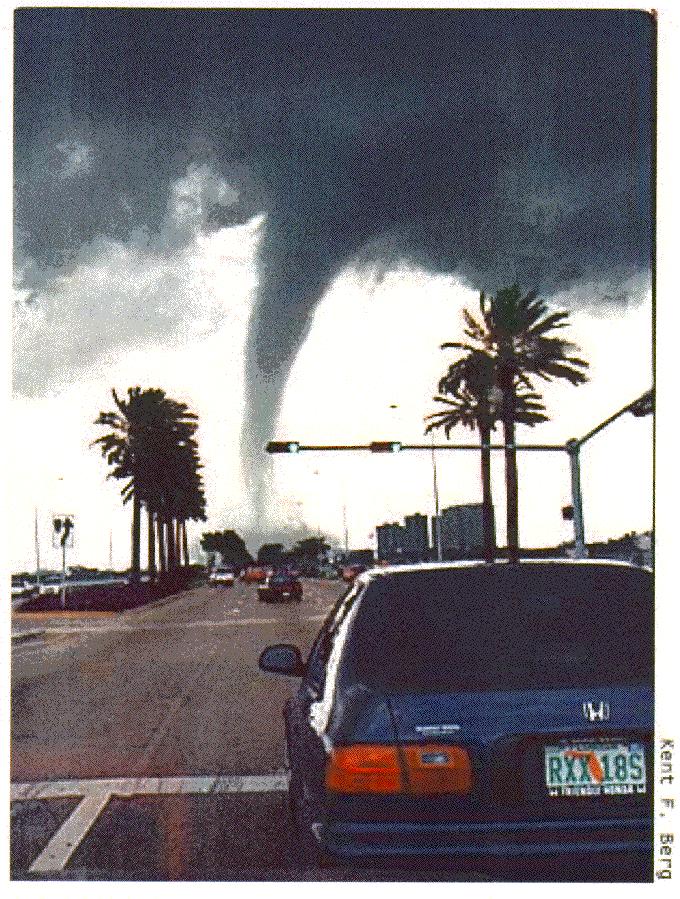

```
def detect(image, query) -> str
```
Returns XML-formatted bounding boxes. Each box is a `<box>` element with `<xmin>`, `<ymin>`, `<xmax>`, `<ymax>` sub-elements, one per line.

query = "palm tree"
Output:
<box><xmin>442</xmin><ymin>285</ymin><xmax>589</xmax><ymax>562</ymax></box>
<box><xmin>93</xmin><ymin>387</ymin><xmax>207</xmax><ymax>583</ymax></box>
<box><xmin>156</xmin><ymin>417</ymin><xmax>206</xmax><ymax>572</ymax></box>
<box><xmin>425</xmin><ymin>350</ymin><xmax>548</xmax><ymax>562</ymax></box>
<box><xmin>92</xmin><ymin>387</ymin><xmax>149</xmax><ymax>583</ymax></box>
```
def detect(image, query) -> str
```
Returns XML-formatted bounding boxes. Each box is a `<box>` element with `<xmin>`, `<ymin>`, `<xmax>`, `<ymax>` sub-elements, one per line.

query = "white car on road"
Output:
<box><xmin>209</xmin><ymin>567</ymin><xmax>235</xmax><ymax>587</ymax></box>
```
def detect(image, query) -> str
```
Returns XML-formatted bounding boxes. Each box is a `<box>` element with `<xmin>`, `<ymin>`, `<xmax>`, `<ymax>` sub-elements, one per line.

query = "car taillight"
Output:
<box><xmin>325</xmin><ymin>745</ymin><xmax>402</xmax><ymax>794</ymax></box>
<box><xmin>325</xmin><ymin>744</ymin><xmax>472</xmax><ymax>796</ymax></box>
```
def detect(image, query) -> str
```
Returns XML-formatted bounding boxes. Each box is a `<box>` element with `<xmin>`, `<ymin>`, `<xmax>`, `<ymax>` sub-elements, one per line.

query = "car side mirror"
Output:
<box><xmin>258</xmin><ymin>643</ymin><xmax>306</xmax><ymax>677</ymax></box>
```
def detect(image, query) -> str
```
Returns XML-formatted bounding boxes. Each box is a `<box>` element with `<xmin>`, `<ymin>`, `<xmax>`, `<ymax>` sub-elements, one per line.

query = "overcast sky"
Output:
<box><xmin>11</xmin><ymin>7</ymin><xmax>654</xmax><ymax>570</ymax></box>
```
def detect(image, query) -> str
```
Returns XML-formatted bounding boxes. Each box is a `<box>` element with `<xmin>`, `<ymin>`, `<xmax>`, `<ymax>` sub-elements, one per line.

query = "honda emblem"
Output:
<box><xmin>582</xmin><ymin>701</ymin><xmax>611</xmax><ymax>722</ymax></box>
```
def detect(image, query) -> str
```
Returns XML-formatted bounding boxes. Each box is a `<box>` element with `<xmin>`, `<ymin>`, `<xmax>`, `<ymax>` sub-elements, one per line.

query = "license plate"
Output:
<box><xmin>544</xmin><ymin>742</ymin><xmax>646</xmax><ymax>797</ymax></box>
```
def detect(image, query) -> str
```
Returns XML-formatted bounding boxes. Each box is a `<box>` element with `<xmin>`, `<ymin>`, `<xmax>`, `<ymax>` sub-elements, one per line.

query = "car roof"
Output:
<box><xmin>354</xmin><ymin>557</ymin><xmax>650</xmax><ymax>585</ymax></box>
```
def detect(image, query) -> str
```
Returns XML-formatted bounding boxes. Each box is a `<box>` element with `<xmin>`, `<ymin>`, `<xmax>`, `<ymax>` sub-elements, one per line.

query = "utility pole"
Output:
<box><xmin>109</xmin><ymin>529</ymin><xmax>113</xmax><ymax>570</ymax></box>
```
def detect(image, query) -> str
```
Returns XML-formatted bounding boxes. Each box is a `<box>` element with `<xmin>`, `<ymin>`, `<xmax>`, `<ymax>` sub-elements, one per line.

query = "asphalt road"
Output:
<box><xmin>13</xmin><ymin>579</ymin><xmax>491</xmax><ymax>882</ymax></box>
<box><xmin>11</xmin><ymin>579</ymin><xmax>342</xmax><ymax>879</ymax></box>
<box><xmin>10</xmin><ymin>580</ymin><xmax>643</xmax><ymax>883</ymax></box>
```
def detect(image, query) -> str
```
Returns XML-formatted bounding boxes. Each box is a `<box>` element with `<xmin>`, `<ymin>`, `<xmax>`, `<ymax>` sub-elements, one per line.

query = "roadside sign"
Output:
<box><xmin>52</xmin><ymin>514</ymin><xmax>75</xmax><ymax>549</ymax></box>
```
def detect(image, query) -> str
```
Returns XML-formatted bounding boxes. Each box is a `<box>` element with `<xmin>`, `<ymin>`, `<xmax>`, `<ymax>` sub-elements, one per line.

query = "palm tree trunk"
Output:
<box><xmin>478</xmin><ymin>424</ymin><xmax>496</xmax><ymax>563</ymax></box>
<box><xmin>501</xmin><ymin>373</ymin><xmax>520</xmax><ymax>563</ymax></box>
<box><xmin>175</xmin><ymin>520</ymin><xmax>182</xmax><ymax>567</ymax></box>
<box><xmin>157</xmin><ymin>516</ymin><xmax>167</xmax><ymax>575</ymax></box>
<box><xmin>167</xmin><ymin>516</ymin><xmax>176</xmax><ymax>571</ymax></box>
<box><xmin>130</xmin><ymin>492</ymin><xmax>141</xmax><ymax>583</ymax></box>
<box><xmin>182</xmin><ymin>521</ymin><xmax>190</xmax><ymax>566</ymax></box>
<box><xmin>147</xmin><ymin>507</ymin><xmax>157</xmax><ymax>581</ymax></box>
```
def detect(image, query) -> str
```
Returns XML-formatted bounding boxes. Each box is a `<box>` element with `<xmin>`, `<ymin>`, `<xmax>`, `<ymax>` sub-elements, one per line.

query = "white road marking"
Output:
<box><xmin>13</xmin><ymin>773</ymin><xmax>290</xmax><ymax>872</ymax></box>
<box><xmin>28</xmin><ymin>791</ymin><xmax>111</xmax><ymax>873</ymax></box>
<box><xmin>11</xmin><ymin>773</ymin><xmax>290</xmax><ymax>802</ymax></box>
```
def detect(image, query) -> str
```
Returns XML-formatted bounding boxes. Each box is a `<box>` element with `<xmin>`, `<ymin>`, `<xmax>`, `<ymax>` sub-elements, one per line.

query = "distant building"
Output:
<box><xmin>376</xmin><ymin>513</ymin><xmax>429</xmax><ymax>562</ymax></box>
<box><xmin>344</xmin><ymin>548</ymin><xmax>376</xmax><ymax>566</ymax></box>
<box><xmin>437</xmin><ymin>503</ymin><xmax>492</xmax><ymax>559</ymax></box>
<box><xmin>376</xmin><ymin>522</ymin><xmax>404</xmax><ymax>562</ymax></box>
<box><xmin>403</xmin><ymin>513</ymin><xmax>429</xmax><ymax>562</ymax></box>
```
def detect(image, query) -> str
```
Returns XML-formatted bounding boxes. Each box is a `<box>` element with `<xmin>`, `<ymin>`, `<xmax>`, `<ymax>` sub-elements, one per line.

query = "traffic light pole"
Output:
<box><xmin>564</xmin><ymin>389</ymin><xmax>653</xmax><ymax>559</ymax></box>
<box><xmin>266</xmin><ymin>388</ymin><xmax>651</xmax><ymax>562</ymax></box>
<box><xmin>566</xmin><ymin>440</ymin><xmax>586</xmax><ymax>558</ymax></box>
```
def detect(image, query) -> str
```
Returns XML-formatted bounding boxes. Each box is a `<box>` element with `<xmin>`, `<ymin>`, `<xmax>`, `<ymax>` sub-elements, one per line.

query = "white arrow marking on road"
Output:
<box><xmin>14</xmin><ymin>773</ymin><xmax>290</xmax><ymax>872</ymax></box>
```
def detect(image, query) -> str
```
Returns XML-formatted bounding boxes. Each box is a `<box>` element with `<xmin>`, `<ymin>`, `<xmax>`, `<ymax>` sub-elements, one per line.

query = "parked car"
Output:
<box><xmin>209</xmin><ymin>567</ymin><xmax>235</xmax><ymax>587</ymax></box>
<box><xmin>38</xmin><ymin>575</ymin><xmax>62</xmax><ymax>596</ymax></box>
<box><xmin>259</xmin><ymin>560</ymin><xmax>653</xmax><ymax>875</ymax></box>
<box><xmin>258</xmin><ymin>572</ymin><xmax>303</xmax><ymax>603</ymax></box>
<box><xmin>242</xmin><ymin>566</ymin><xmax>268</xmax><ymax>584</ymax></box>
<box><xmin>11</xmin><ymin>577</ymin><xmax>31</xmax><ymax>598</ymax></box>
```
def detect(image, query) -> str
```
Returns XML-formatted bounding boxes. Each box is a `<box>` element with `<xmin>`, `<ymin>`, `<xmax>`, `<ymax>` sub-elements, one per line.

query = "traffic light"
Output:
<box><xmin>266</xmin><ymin>441</ymin><xmax>301</xmax><ymax>454</ymax></box>
<box><xmin>370</xmin><ymin>441</ymin><xmax>402</xmax><ymax>453</ymax></box>
<box><xmin>629</xmin><ymin>390</ymin><xmax>653</xmax><ymax>418</ymax></box>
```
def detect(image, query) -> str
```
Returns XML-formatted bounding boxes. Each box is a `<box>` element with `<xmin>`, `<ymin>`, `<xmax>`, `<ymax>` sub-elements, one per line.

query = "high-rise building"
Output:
<box><xmin>403</xmin><ymin>513</ymin><xmax>429</xmax><ymax>562</ymax></box>
<box><xmin>436</xmin><ymin>503</ymin><xmax>492</xmax><ymax>559</ymax></box>
<box><xmin>376</xmin><ymin>522</ymin><xmax>404</xmax><ymax>562</ymax></box>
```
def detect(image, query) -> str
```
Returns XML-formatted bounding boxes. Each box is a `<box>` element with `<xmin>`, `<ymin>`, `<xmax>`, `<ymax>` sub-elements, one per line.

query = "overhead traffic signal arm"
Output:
<box><xmin>575</xmin><ymin>388</ymin><xmax>654</xmax><ymax>447</ymax></box>
<box><xmin>266</xmin><ymin>441</ymin><xmax>300</xmax><ymax>454</ymax></box>
<box><xmin>369</xmin><ymin>441</ymin><xmax>402</xmax><ymax>453</ymax></box>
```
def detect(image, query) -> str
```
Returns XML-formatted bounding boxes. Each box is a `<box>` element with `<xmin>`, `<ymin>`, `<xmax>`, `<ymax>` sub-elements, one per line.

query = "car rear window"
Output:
<box><xmin>343</xmin><ymin>564</ymin><xmax>652</xmax><ymax>693</ymax></box>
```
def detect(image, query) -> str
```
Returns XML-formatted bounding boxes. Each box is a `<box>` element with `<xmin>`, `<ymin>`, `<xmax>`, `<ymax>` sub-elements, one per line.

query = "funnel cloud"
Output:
<box><xmin>14</xmin><ymin>9</ymin><xmax>653</xmax><ymax>523</ymax></box>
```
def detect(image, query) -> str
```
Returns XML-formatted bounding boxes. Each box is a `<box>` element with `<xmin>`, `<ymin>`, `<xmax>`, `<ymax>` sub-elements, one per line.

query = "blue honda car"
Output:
<box><xmin>259</xmin><ymin>560</ymin><xmax>653</xmax><ymax>878</ymax></box>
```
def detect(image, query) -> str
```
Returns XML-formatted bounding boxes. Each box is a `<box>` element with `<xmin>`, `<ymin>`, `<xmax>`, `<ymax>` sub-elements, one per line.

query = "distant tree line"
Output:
<box><xmin>199</xmin><ymin>530</ymin><xmax>330</xmax><ymax>571</ymax></box>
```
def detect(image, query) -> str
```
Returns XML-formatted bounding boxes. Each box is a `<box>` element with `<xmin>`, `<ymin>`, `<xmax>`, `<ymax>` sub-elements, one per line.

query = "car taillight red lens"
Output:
<box><xmin>325</xmin><ymin>745</ymin><xmax>403</xmax><ymax>794</ymax></box>
<box><xmin>326</xmin><ymin>744</ymin><xmax>473</xmax><ymax>795</ymax></box>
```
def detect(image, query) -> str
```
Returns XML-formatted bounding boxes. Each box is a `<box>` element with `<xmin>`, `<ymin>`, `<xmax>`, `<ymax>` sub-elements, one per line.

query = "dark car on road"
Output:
<box><xmin>259</xmin><ymin>560</ymin><xmax>653</xmax><ymax>878</ymax></box>
<box><xmin>257</xmin><ymin>572</ymin><xmax>303</xmax><ymax>603</ymax></box>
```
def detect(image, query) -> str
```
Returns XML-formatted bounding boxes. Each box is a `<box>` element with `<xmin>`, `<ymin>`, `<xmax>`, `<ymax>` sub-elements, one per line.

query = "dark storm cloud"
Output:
<box><xmin>14</xmin><ymin>8</ymin><xmax>653</xmax><ymax>472</ymax></box>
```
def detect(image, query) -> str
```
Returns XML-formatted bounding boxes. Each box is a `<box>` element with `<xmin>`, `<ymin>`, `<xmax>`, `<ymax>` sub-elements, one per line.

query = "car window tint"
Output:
<box><xmin>344</xmin><ymin>565</ymin><xmax>652</xmax><ymax>693</ymax></box>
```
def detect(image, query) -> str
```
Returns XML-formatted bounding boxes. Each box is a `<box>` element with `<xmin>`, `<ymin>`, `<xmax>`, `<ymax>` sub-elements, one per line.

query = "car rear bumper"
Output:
<box><xmin>319</xmin><ymin>816</ymin><xmax>652</xmax><ymax>860</ymax></box>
